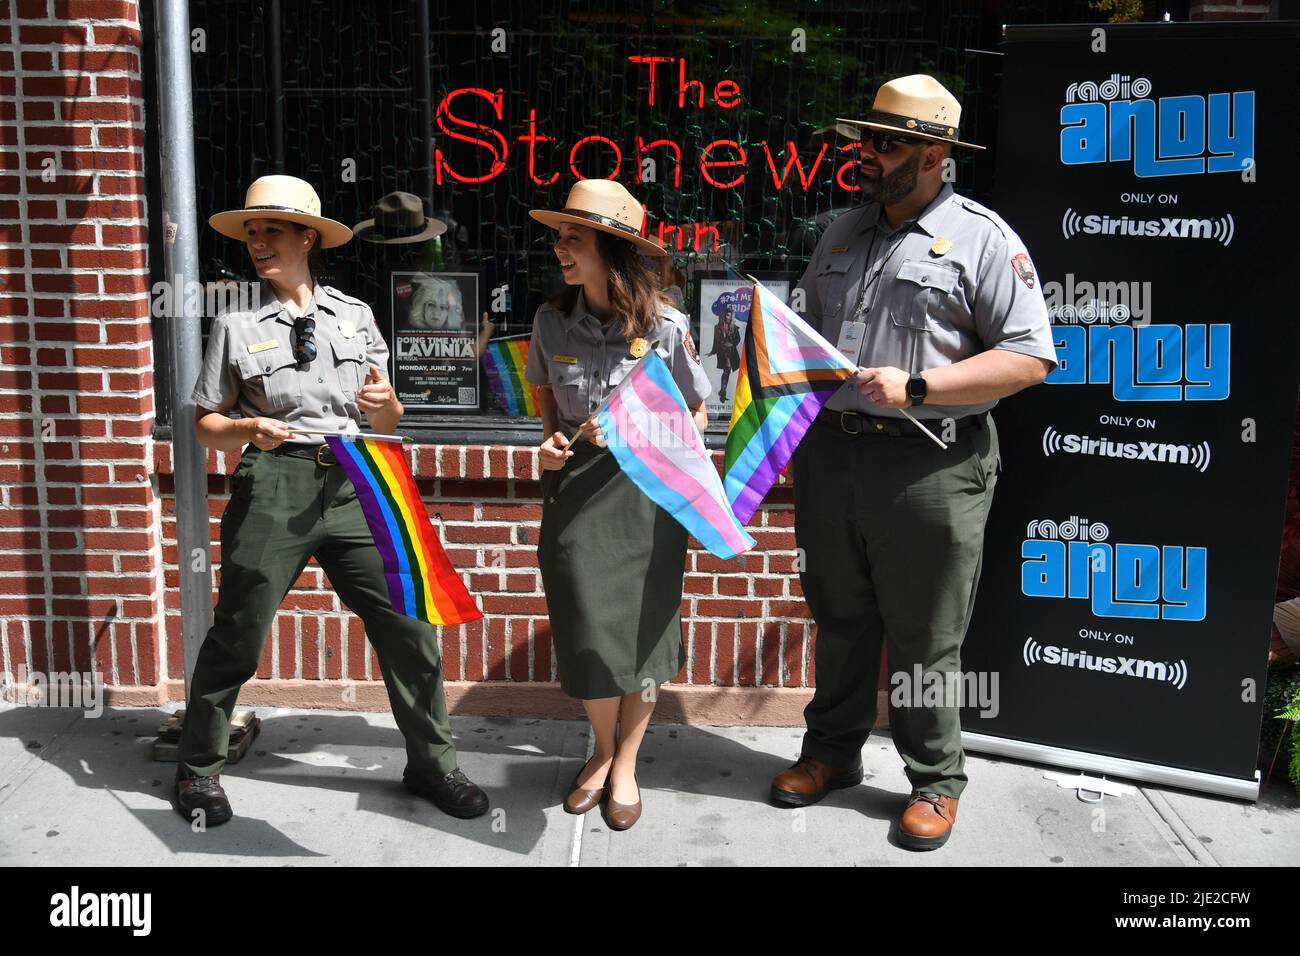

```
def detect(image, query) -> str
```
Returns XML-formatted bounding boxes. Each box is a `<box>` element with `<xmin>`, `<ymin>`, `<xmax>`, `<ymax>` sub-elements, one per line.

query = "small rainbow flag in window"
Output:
<box><xmin>482</xmin><ymin>336</ymin><xmax>539</xmax><ymax>417</ymax></box>
<box><xmin>325</xmin><ymin>434</ymin><xmax>483</xmax><ymax>626</ymax></box>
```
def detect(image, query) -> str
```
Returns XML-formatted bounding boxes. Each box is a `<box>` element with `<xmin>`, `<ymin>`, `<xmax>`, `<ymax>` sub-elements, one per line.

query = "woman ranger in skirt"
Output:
<box><xmin>526</xmin><ymin>180</ymin><xmax>712</xmax><ymax>830</ymax></box>
<box><xmin>176</xmin><ymin>176</ymin><xmax>487</xmax><ymax>826</ymax></box>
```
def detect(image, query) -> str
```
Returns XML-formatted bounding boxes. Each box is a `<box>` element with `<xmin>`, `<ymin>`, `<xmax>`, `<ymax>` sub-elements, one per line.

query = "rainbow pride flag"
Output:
<box><xmin>482</xmin><ymin>337</ymin><xmax>539</xmax><ymax>417</ymax></box>
<box><xmin>325</xmin><ymin>434</ymin><xmax>483</xmax><ymax>626</ymax></box>
<box><xmin>723</xmin><ymin>280</ymin><xmax>857</xmax><ymax>524</ymax></box>
<box><xmin>596</xmin><ymin>351</ymin><xmax>754</xmax><ymax>560</ymax></box>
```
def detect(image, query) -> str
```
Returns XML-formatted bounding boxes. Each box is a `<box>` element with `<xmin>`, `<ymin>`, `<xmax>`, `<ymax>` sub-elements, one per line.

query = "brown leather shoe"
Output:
<box><xmin>563</xmin><ymin>755</ymin><xmax>609</xmax><ymax>815</ymax></box>
<box><xmin>769</xmin><ymin>754</ymin><xmax>864</xmax><ymax>807</ymax></box>
<box><xmin>897</xmin><ymin>791</ymin><xmax>959</xmax><ymax>850</ymax></box>
<box><xmin>602</xmin><ymin>769</ymin><xmax>641</xmax><ymax>831</ymax></box>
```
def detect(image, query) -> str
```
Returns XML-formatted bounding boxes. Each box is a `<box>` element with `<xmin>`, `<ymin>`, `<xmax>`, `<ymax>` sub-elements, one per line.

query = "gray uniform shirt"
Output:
<box><xmin>798</xmin><ymin>182</ymin><xmax>1059</xmax><ymax>419</ymax></box>
<box><xmin>192</xmin><ymin>281</ymin><xmax>390</xmax><ymax>443</ymax></box>
<box><xmin>525</xmin><ymin>289</ymin><xmax>712</xmax><ymax>435</ymax></box>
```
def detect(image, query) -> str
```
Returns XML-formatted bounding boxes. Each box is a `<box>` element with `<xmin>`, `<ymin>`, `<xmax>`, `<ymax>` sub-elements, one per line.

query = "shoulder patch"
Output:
<box><xmin>684</xmin><ymin>330</ymin><xmax>700</xmax><ymax>364</ymax></box>
<box><xmin>1011</xmin><ymin>252</ymin><xmax>1036</xmax><ymax>289</ymax></box>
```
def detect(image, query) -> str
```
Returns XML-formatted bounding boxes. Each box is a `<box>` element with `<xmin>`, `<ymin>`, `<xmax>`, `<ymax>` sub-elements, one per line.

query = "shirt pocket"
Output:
<box><xmin>550</xmin><ymin>362</ymin><xmax>588</xmax><ymax>418</ymax></box>
<box><xmin>815</xmin><ymin>257</ymin><xmax>855</xmax><ymax>322</ymax></box>
<box><xmin>235</xmin><ymin>346</ymin><xmax>300</xmax><ymax>412</ymax></box>
<box><xmin>889</xmin><ymin>259</ymin><xmax>960</xmax><ymax>332</ymax></box>
<box><xmin>330</xmin><ymin>337</ymin><xmax>369</xmax><ymax>401</ymax></box>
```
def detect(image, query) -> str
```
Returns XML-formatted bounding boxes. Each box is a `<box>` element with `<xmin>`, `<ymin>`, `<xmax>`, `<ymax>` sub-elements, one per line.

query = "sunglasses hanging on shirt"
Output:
<box><xmin>293</xmin><ymin>315</ymin><xmax>317</xmax><ymax>367</ymax></box>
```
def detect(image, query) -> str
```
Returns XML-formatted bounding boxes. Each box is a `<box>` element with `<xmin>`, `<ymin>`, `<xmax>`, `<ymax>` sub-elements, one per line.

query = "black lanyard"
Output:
<box><xmin>852</xmin><ymin>220</ymin><xmax>916</xmax><ymax>321</ymax></box>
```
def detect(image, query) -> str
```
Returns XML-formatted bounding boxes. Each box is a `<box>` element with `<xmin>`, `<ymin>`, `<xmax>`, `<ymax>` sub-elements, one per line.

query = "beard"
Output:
<box><xmin>859</xmin><ymin>149</ymin><xmax>923</xmax><ymax>205</ymax></box>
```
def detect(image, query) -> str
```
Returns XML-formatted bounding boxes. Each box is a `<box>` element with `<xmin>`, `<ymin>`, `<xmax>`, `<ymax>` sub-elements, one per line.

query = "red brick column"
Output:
<box><xmin>0</xmin><ymin>0</ymin><xmax>160</xmax><ymax>692</ymax></box>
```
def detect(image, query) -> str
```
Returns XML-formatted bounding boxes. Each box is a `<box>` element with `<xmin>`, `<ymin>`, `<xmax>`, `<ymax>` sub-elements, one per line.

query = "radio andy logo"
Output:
<box><xmin>1045</xmin><ymin>298</ymin><xmax>1229</xmax><ymax>401</ymax></box>
<box><xmin>1059</xmin><ymin>75</ymin><xmax>1254</xmax><ymax>177</ymax></box>
<box><xmin>1020</xmin><ymin>515</ymin><xmax>1206</xmax><ymax>622</ymax></box>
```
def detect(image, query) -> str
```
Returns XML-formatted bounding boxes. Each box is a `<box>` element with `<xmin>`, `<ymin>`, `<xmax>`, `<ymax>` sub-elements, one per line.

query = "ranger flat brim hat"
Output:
<box><xmin>529</xmin><ymin>179</ymin><xmax>666</xmax><ymax>257</ymax></box>
<box><xmin>838</xmin><ymin>73</ymin><xmax>985</xmax><ymax>151</ymax></box>
<box><xmin>353</xmin><ymin>191</ymin><xmax>448</xmax><ymax>245</ymax></box>
<box><xmin>209</xmin><ymin>175</ymin><xmax>354</xmax><ymax>248</ymax></box>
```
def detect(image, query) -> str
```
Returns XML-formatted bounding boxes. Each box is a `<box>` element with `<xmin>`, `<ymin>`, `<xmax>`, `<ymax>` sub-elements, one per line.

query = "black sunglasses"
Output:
<box><xmin>867</xmin><ymin>131</ymin><xmax>930</xmax><ymax>154</ymax></box>
<box><xmin>293</xmin><ymin>315</ymin><xmax>317</xmax><ymax>366</ymax></box>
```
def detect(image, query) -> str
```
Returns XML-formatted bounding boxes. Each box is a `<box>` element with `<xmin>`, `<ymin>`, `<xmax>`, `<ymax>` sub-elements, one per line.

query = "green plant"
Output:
<box><xmin>1260</xmin><ymin>667</ymin><xmax>1300</xmax><ymax>765</ymax></box>
<box><xmin>1279</xmin><ymin>686</ymin><xmax>1300</xmax><ymax>795</ymax></box>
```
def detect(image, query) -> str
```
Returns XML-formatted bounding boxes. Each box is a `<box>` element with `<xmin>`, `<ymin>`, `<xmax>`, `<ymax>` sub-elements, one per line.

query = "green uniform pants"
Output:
<box><xmin>791</xmin><ymin>415</ymin><xmax>1001</xmax><ymax>798</ymax></box>
<box><xmin>177</xmin><ymin>448</ymin><xmax>459</xmax><ymax>781</ymax></box>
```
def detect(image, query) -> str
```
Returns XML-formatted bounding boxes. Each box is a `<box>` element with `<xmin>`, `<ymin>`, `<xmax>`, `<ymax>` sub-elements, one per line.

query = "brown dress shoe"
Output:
<box><xmin>564</xmin><ymin>755</ymin><xmax>609</xmax><ymax>815</ymax></box>
<box><xmin>897</xmin><ymin>791</ymin><xmax>959</xmax><ymax>850</ymax></box>
<box><xmin>769</xmin><ymin>754</ymin><xmax>864</xmax><ymax>807</ymax></box>
<box><xmin>602</xmin><ymin>770</ymin><xmax>642</xmax><ymax>831</ymax></box>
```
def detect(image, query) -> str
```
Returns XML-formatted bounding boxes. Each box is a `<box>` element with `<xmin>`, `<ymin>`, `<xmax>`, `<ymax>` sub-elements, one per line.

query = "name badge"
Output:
<box><xmin>831</xmin><ymin>245</ymin><xmax>849</xmax><ymax>254</ymax></box>
<box><xmin>247</xmin><ymin>340</ymin><xmax>279</xmax><ymax>354</ymax></box>
<box><xmin>552</xmin><ymin>354</ymin><xmax>578</xmax><ymax>364</ymax></box>
<box><xmin>836</xmin><ymin>321</ymin><xmax>866</xmax><ymax>364</ymax></box>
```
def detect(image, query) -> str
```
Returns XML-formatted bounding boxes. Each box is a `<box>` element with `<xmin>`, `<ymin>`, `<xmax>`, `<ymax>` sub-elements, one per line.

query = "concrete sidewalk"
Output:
<box><xmin>1</xmin><ymin>703</ymin><xmax>1296</xmax><ymax>866</ymax></box>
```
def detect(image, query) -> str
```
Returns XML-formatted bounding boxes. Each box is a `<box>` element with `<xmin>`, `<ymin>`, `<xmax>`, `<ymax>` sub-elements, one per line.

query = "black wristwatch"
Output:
<box><xmin>907</xmin><ymin>372</ymin><xmax>928</xmax><ymax>407</ymax></box>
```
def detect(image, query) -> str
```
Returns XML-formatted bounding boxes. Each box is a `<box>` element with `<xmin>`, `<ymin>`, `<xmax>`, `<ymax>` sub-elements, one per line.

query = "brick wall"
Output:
<box><xmin>152</xmin><ymin>444</ymin><xmax>818</xmax><ymax>712</ymax></box>
<box><xmin>0</xmin><ymin>0</ymin><xmax>160</xmax><ymax>693</ymax></box>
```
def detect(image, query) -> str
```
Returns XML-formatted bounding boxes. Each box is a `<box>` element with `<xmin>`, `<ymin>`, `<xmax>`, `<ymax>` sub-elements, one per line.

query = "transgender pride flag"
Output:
<box><xmin>596</xmin><ymin>351</ymin><xmax>755</xmax><ymax>560</ymax></box>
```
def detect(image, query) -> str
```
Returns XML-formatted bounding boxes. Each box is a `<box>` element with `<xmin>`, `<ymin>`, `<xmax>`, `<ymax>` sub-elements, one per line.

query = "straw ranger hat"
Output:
<box><xmin>209</xmin><ymin>175</ymin><xmax>353</xmax><ymax>248</ymax></box>
<box><xmin>838</xmin><ymin>74</ymin><xmax>985</xmax><ymax>151</ymax></box>
<box><xmin>529</xmin><ymin>179</ymin><xmax>665</xmax><ymax>257</ymax></box>
<box><xmin>353</xmin><ymin>191</ymin><xmax>447</xmax><ymax>244</ymax></box>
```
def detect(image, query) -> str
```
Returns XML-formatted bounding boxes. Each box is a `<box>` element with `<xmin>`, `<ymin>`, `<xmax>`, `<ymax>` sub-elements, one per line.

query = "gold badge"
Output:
<box><xmin>247</xmin><ymin>340</ymin><xmax>278</xmax><ymax>354</ymax></box>
<box><xmin>551</xmin><ymin>354</ymin><xmax>578</xmax><ymax>364</ymax></box>
<box><xmin>930</xmin><ymin>237</ymin><xmax>952</xmax><ymax>256</ymax></box>
<box><xmin>629</xmin><ymin>338</ymin><xmax>649</xmax><ymax>358</ymax></box>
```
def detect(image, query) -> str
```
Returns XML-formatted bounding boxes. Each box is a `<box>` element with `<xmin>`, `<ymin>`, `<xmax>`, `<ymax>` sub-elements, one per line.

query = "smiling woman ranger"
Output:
<box><xmin>174</xmin><ymin>175</ymin><xmax>488</xmax><ymax>826</ymax></box>
<box><xmin>525</xmin><ymin>180</ymin><xmax>712</xmax><ymax>831</ymax></box>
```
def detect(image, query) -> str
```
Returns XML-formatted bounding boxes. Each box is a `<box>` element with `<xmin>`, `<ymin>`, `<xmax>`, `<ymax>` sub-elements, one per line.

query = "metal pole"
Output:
<box><xmin>154</xmin><ymin>0</ymin><xmax>213</xmax><ymax>695</ymax></box>
<box><xmin>416</xmin><ymin>0</ymin><xmax>434</xmax><ymax>211</ymax></box>
<box><xmin>268</xmin><ymin>0</ymin><xmax>285</xmax><ymax>173</ymax></box>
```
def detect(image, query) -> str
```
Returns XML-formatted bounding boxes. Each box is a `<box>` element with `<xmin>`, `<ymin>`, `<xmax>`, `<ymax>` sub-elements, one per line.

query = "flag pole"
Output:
<box><xmin>287</xmin><ymin>428</ymin><xmax>413</xmax><ymax>443</ymax></box>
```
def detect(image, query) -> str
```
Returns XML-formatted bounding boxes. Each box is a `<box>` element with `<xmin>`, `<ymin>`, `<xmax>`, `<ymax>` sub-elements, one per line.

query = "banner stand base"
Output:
<box><xmin>961</xmin><ymin>730</ymin><xmax>1261</xmax><ymax>802</ymax></box>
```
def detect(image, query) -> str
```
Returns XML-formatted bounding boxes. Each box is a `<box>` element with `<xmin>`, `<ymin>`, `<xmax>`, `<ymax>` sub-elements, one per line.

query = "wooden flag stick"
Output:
<box><xmin>286</xmin><ymin>428</ymin><xmax>412</xmax><ymax>443</ymax></box>
<box><xmin>899</xmin><ymin>409</ymin><xmax>948</xmax><ymax>450</ymax></box>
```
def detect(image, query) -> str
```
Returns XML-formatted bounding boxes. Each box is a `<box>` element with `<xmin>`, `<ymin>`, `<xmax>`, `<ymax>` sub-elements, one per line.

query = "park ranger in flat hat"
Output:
<box><xmin>769</xmin><ymin>75</ymin><xmax>1058</xmax><ymax>849</ymax></box>
<box><xmin>176</xmin><ymin>174</ymin><xmax>489</xmax><ymax>826</ymax></box>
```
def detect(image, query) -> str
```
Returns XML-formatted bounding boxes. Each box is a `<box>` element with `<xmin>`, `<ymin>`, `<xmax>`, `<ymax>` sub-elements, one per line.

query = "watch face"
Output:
<box><xmin>908</xmin><ymin>376</ymin><xmax>926</xmax><ymax>399</ymax></box>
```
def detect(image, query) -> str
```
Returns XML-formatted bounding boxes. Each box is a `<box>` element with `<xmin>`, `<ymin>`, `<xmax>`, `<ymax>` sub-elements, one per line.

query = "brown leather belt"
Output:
<box><xmin>814</xmin><ymin>407</ymin><xmax>985</xmax><ymax>437</ymax></box>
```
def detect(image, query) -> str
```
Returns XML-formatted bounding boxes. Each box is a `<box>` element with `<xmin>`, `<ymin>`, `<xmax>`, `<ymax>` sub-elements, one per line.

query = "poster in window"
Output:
<box><xmin>691</xmin><ymin>272</ymin><xmax>793</xmax><ymax>420</ymax></box>
<box><xmin>390</xmin><ymin>271</ymin><xmax>479</xmax><ymax>412</ymax></box>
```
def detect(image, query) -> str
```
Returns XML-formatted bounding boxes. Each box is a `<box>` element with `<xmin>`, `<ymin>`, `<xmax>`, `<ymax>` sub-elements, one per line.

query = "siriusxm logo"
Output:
<box><xmin>1061</xmin><ymin>209</ymin><xmax>1235</xmax><ymax>246</ymax></box>
<box><xmin>1047</xmin><ymin>322</ymin><xmax>1229</xmax><ymax>401</ymax></box>
<box><xmin>1041</xmin><ymin>426</ymin><xmax>1211</xmax><ymax>473</ymax></box>
<box><xmin>1021</xmin><ymin>516</ymin><xmax>1207</xmax><ymax>622</ymax></box>
<box><xmin>1022</xmin><ymin>638</ymin><xmax>1189</xmax><ymax>690</ymax></box>
<box><xmin>1060</xmin><ymin>78</ymin><xmax>1254</xmax><ymax>177</ymax></box>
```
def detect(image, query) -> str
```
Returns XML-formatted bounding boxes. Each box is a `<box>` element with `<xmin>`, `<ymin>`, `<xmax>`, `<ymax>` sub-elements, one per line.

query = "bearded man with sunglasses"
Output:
<box><xmin>769</xmin><ymin>75</ymin><xmax>1059</xmax><ymax>850</ymax></box>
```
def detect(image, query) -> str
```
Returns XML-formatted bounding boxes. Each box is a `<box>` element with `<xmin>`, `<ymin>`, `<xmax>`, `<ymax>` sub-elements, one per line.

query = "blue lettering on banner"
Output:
<box><xmin>1046</xmin><ymin>323</ymin><xmax>1229</xmax><ymax>401</ymax></box>
<box><xmin>1021</xmin><ymin>537</ymin><xmax>1207</xmax><ymax>622</ymax></box>
<box><xmin>1060</xmin><ymin>89</ymin><xmax>1255</xmax><ymax>177</ymax></box>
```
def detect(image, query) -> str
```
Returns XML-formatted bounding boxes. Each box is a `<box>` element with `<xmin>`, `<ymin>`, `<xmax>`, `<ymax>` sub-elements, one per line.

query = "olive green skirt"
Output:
<box><xmin>538</xmin><ymin>440</ymin><xmax>689</xmax><ymax>700</ymax></box>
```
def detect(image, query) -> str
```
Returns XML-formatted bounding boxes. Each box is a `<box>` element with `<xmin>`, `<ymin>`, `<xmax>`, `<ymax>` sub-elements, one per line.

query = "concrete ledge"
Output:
<box><xmin>97</xmin><ymin>679</ymin><xmax>892</xmax><ymax>728</ymax></box>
